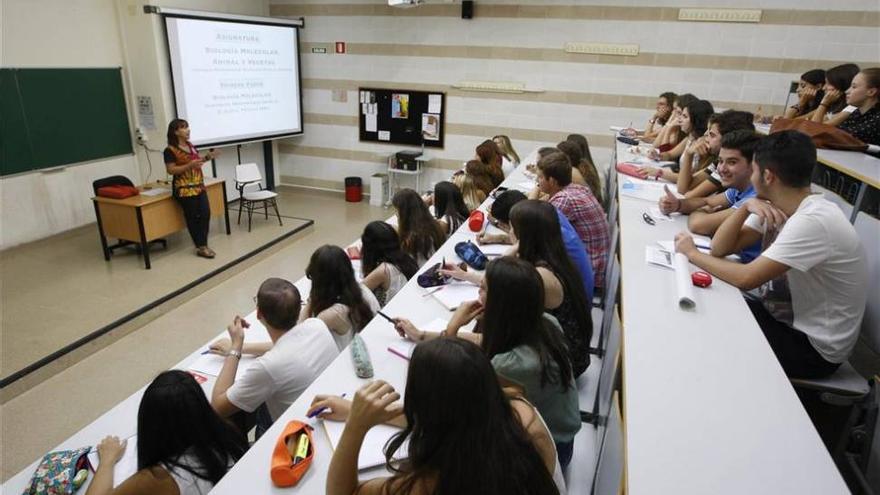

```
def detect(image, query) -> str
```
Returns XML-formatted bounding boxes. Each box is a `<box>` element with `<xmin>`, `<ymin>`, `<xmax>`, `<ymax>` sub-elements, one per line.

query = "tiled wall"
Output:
<box><xmin>270</xmin><ymin>0</ymin><xmax>878</xmax><ymax>195</ymax></box>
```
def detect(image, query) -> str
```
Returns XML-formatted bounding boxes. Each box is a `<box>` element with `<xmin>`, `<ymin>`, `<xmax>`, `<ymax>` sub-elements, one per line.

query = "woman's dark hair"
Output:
<box><xmin>166</xmin><ymin>119</ymin><xmax>189</xmax><ymax>147</ymax></box>
<box><xmin>685</xmin><ymin>99</ymin><xmax>715</xmax><ymax>137</ymax></box>
<box><xmin>489</xmin><ymin>190</ymin><xmax>528</xmax><ymax>224</ymax></box>
<box><xmin>392</xmin><ymin>189</ymin><xmax>447</xmax><ymax>262</ymax></box>
<box><xmin>676</xmin><ymin>93</ymin><xmax>698</xmax><ymax>110</ymax></box>
<box><xmin>384</xmin><ymin>338</ymin><xmax>560</xmax><ymax>495</ymax></box>
<box><xmin>825</xmin><ymin>63</ymin><xmax>861</xmax><ymax>113</ymax></box>
<box><xmin>306</xmin><ymin>245</ymin><xmax>374</xmax><ymax>332</ymax></box>
<box><xmin>137</xmin><ymin>370</ymin><xmax>246</xmax><ymax>484</ymax></box>
<box><xmin>801</xmin><ymin>69</ymin><xmax>825</xmax><ymax>86</ymax></box>
<box><xmin>360</xmin><ymin>221</ymin><xmax>418</xmax><ymax>280</ymax></box>
<box><xmin>433</xmin><ymin>181</ymin><xmax>470</xmax><ymax>230</ymax></box>
<box><xmin>481</xmin><ymin>257</ymin><xmax>574</xmax><ymax>391</ymax></box>
<box><xmin>565</xmin><ymin>134</ymin><xmax>596</xmax><ymax>172</ymax></box>
<box><xmin>476</xmin><ymin>139</ymin><xmax>502</xmax><ymax>167</ymax></box>
<box><xmin>557</xmin><ymin>140</ymin><xmax>603</xmax><ymax>204</ymax></box>
<box><xmin>510</xmin><ymin>200</ymin><xmax>593</xmax><ymax>375</ymax></box>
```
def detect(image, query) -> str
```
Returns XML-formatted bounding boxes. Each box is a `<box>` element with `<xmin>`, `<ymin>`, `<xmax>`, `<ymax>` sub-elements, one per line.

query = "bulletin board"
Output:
<box><xmin>357</xmin><ymin>88</ymin><xmax>446</xmax><ymax>148</ymax></box>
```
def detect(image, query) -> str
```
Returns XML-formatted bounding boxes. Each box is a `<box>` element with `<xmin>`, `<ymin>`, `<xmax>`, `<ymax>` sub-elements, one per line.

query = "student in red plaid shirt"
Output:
<box><xmin>531</xmin><ymin>151</ymin><xmax>609</xmax><ymax>290</ymax></box>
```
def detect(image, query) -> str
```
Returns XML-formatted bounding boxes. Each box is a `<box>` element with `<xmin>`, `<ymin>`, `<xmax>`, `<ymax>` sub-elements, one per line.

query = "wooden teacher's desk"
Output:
<box><xmin>91</xmin><ymin>178</ymin><xmax>230</xmax><ymax>269</ymax></box>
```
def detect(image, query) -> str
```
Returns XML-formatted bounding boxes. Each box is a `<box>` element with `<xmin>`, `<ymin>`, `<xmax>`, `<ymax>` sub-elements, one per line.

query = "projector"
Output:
<box><xmin>388</xmin><ymin>0</ymin><xmax>425</xmax><ymax>7</ymax></box>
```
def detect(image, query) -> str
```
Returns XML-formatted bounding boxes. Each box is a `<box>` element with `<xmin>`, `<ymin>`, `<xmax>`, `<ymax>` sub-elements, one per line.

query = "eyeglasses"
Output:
<box><xmin>253</xmin><ymin>295</ymin><xmax>259</xmax><ymax>305</ymax></box>
<box><xmin>642</xmin><ymin>212</ymin><xmax>656</xmax><ymax>226</ymax></box>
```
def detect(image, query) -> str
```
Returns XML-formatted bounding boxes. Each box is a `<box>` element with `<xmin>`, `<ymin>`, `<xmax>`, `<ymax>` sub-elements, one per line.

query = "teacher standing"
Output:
<box><xmin>164</xmin><ymin>119</ymin><xmax>218</xmax><ymax>259</ymax></box>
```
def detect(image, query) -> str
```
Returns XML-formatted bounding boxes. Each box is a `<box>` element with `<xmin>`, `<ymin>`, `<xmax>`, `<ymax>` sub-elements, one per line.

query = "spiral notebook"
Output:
<box><xmin>322</xmin><ymin>420</ymin><xmax>409</xmax><ymax>470</ymax></box>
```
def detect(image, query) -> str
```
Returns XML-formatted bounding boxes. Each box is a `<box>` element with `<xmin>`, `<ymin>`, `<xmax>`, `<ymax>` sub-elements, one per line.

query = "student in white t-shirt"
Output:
<box><xmin>675</xmin><ymin>131</ymin><xmax>868</xmax><ymax>378</ymax></box>
<box><xmin>210</xmin><ymin>277</ymin><xmax>340</xmax><ymax>436</ymax></box>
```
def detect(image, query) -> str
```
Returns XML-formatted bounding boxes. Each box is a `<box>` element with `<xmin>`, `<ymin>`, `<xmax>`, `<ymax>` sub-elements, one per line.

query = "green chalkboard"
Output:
<box><xmin>0</xmin><ymin>68</ymin><xmax>133</xmax><ymax>176</ymax></box>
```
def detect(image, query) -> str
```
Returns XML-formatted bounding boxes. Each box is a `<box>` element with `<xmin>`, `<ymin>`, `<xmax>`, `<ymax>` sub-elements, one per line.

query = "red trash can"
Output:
<box><xmin>345</xmin><ymin>177</ymin><xmax>363</xmax><ymax>202</ymax></box>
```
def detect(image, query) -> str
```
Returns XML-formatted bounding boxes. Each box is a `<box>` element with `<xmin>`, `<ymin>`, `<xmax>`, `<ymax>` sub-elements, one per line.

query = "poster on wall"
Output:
<box><xmin>421</xmin><ymin>113</ymin><xmax>440</xmax><ymax>141</ymax></box>
<box><xmin>391</xmin><ymin>93</ymin><xmax>409</xmax><ymax>119</ymax></box>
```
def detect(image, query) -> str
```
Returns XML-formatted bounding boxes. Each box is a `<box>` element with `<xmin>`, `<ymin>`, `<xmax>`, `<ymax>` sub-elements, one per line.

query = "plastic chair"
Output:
<box><xmin>234</xmin><ymin>163</ymin><xmax>282</xmax><ymax>232</ymax></box>
<box><xmin>91</xmin><ymin>175</ymin><xmax>167</xmax><ymax>254</ymax></box>
<box><xmin>591</xmin><ymin>252</ymin><xmax>620</xmax><ymax>351</ymax></box>
<box><xmin>789</xmin><ymin>212</ymin><xmax>878</xmax><ymax>467</ymax></box>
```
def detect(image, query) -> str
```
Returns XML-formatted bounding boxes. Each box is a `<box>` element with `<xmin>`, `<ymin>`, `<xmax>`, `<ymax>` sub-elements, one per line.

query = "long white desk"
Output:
<box><xmin>2</xmin><ymin>152</ymin><xmax>538</xmax><ymax>494</ymax></box>
<box><xmin>614</xmin><ymin>141</ymin><xmax>849</xmax><ymax>494</ymax></box>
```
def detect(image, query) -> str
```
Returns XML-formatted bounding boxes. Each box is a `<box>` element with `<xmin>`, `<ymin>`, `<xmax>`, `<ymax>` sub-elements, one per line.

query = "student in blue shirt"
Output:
<box><xmin>479</xmin><ymin>190</ymin><xmax>594</xmax><ymax>300</ymax></box>
<box><xmin>658</xmin><ymin>130</ymin><xmax>763</xmax><ymax>262</ymax></box>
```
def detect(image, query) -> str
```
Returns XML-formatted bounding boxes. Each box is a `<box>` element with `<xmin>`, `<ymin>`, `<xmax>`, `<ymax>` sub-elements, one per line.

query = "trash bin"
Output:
<box><xmin>345</xmin><ymin>176</ymin><xmax>363</xmax><ymax>202</ymax></box>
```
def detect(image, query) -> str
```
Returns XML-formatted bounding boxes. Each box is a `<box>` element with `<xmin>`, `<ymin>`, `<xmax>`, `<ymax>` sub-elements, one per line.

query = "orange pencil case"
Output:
<box><xmin>270</xmin><ymin>421</ymin><xmax>315</xmax><ymax>487</ymax></box>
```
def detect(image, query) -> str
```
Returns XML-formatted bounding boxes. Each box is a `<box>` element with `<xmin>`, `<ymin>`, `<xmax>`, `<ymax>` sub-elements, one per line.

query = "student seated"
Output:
<box><xmin>808</xmin><ymin>63</ymin><xmax>860</xmax><ymax>125</ymax></box>
<box><xmin>452</xmin><ymin>172</ymin><xmax>487</xmax><ymax>211</ymax></box>
<box><xmin>480</xmin><ymin>190</ymin><xmax>594</xmax><ymax>301</ymax></box>
<box><xmin>432</xmin><ymin>181</ymin><xmax>470</xmax><ymax>234</ymax></box>
<box><xmin>838</xmin><ymin>68</ymin><xmax>879</xmax><ymax>147</ymax></box>
<box><xmin>392</xmin><ymin>257</ymin><xmax>581</xmax><ymax>467</ymax></box>
<box><xmin>565</xmin><ymin>134</ymin><xmax>604</xmax><ymax>202</ymax></box>
<box><xmin>782</xmin><ymin>69</ymin><xmax>825</xmax><ymax>119</ymax></box>
<box><xmin>299</xmin><ymin>245</ymin><xmax>380</xmax><ymax>350</ymax></box>
<box><xmin>557</xmin><ymin>140</ymin><xmax>604</xmax><ymax>206</ymax></box>
<box><xmin>309</xmin><ymin>338</ymin><xmax>565</xmax><ymax>495</ymax></box>
<box><xmin>360</xmin><ymin>221</ymin><xmax>419</xmax><ymax>306</ymax></box>
<box><xmin>493</xmin><ymin>134</ymin><xmax>521</xmax><ymax>177</ymax></box>
<box><xmin>647</xmin><ymin>99</ymin><xmax>715</xmax><ymax>183</ymax></box>
<box><xmin>510</xmin><ymin>200</ymin><xmax>594</xmax><ymax>376</ymax></box>
<box><xmin>392</xmin><ymin>189</ymin><xmax>447</xmax><ymax>265</ymax></box>
<box><xmin>658</xmin><ymin>130</ymin><xmax>763</xmax><ymax>262</ymax></box>
<box><xmin>88</xmin><ymin>370</ymin><xmax>247</xmax><ymax>495</ymax></box>
<box><xmin>463</xmin><ymin>159</ymin><xmax>497</xmax><ymax>198</ymax></box>
<box><xmin>210</xmin><ymin>278</ymin><xmax>340</xmax><ymax>435</ymax></box>
<box><xmin>651</xmin><ymin>93</ymin><xmax>698</xmax><ymax>158</ymax></box>
<box><xmin>675</xmin><ymin>131</ymin><xmax>868</xmax><ymax>378</ymax></box>
<box><xmin>675</xmin><ymin>110</ymin><xmax>755</xmax><ymax>198</ymax></box>
<box><xmin>474</xmin><ymin>139</ymin><xmax>505</xmax><ymax>188</ymax></box>
<box><xmin>643</xmin><ymin>91</ymin><xmax>677</xmax><ymax>141</ymax></box>
<box><xmin>532</xmin><ymin>151</ymin><xmax>609</xmax><ymax>290</ymax></box>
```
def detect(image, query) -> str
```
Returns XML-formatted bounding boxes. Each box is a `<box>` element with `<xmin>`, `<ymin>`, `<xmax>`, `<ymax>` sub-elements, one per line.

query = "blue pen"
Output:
<box><xmin>308</xmin><ymin>393</ymin><xmax>347</xmax><ymax>418</ymax></box>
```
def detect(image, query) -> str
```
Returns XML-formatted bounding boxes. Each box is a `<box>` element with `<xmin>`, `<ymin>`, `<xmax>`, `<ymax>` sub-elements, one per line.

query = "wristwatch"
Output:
<box><xmin>227</xmin><ymin>349</ymin><xmax>242</xmax><ymax>359</ymax></box>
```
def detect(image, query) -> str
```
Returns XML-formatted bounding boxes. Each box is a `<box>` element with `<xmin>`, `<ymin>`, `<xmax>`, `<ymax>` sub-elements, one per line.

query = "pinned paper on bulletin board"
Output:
<box><xmin>422</xmin><ymin>113</ymin><xmax>440</xmax><ymax>141</ymax></box>
<box><xmin>378</xmin><ymin>130</ymin><xmax>391</xmax><ymax>141</ymax></box>
<box><xmin>359</xmin><ymin>91</ymin><xmax>366</xmax><ymax>103</ymax></box>
<box><xmin>366</xmin><ymin>114</ymin><xmax>378</xmax><ymax>132</ymax></box>
<box><xmin>428</xmin><ymin>94</ymin><xmax>442</xmax><ymax>114</ymax></box>
<box><xmin>392</xmin><ymin>93</ymin><xmax>409</xmax><ymax>119</ymax></box>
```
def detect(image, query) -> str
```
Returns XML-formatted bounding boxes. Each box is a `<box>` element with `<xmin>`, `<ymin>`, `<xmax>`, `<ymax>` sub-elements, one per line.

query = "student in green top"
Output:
<box><xmin>393</xmin><ymin>256</ymin><xmax>581</xmax><ymax>467</ymax></box>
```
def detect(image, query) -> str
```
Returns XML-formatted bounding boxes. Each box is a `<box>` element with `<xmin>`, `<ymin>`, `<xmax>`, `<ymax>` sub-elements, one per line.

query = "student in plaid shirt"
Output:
<box><xmin>532</xmin><ymin>151</ymin><xmax>609</xmax><ymax>290</ymax></box>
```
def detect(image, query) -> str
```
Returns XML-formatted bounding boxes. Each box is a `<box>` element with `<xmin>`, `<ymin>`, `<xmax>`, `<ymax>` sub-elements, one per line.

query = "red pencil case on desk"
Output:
<box><xmin>346</xmin><ymin>246</ymin><xmax>361</xmax><ymax>259</ymax></box>
<box><xmin>97</xmin><ymin>185</ymin><xmax>139</xmax><ymax>199</ymax></box>
<box><xmin>616</xmin><ymin>162</ymin><xmax>650</xmax><ymax>179</ymax></box>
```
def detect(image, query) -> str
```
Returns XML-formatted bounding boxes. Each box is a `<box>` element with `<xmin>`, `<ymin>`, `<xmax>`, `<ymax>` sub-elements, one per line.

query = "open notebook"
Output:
<box><xmin>428</xmin><ymin>281</ymin><xmax>480</xmax><ymax>311</ymax></box>
<box><xmin>88</xmin><ymin>435</ymin><xmax>138</xmax><ymax>486</ymax></box>
<box><xmin>322</xmin><ymin>420</ymin><xmax>409</xmax><ymax>471</ymax></box>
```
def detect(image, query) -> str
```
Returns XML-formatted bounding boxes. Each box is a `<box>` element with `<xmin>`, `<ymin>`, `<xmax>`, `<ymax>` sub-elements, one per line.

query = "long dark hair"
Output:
<box><xmin>685</xmin><ymin>99</ymin><xmax>715</xmax><ymax>138</ymax></box>
<box><xmin>433</xmin><ymin>181</ymin><xmax>470</xmax><ymax>230</ymax></box>
<box><xmin>384</xmin><ymin>338</ymin><xmax>560</xmax><ymax>495</ymax></box>
<box><xmin>511</xmin><ymin>201</ymin><xmax>593</xmax><ymax>372</ymax></box>
<box><xmin>306</xmin><ymin>245</ymin><xmax>374</xmax><ymax>332</ymax></box>
<box><xmin>360</xmin><ymin>221</ymin><xmax>418</xmax><ymax>280</ymax></box>
<box><xmin>480</xmin><ymin>257</ymin><xmax>574</xmax><ymax>391</ymax></box>
<box><xmin>166</xmin><ymin>118</ymin><xmax>189</xmax><ymax>147</ymax></box>
<box><xmin>392</xmin><ymin>189</ymin><xmax>446</xmax><ymax>262</ymax></box>
<box><xmin>557</xmin><ymin>140</ymin><xmax>603</xmax><ymax>205</ymax></box>
<box><xmin>825</xmin><ymin>63</ymin><xmax>861</xmax><ymax>113</ymax></box>
<box><xmin>137</xmin><ymin>370</ymin><xmax>246</xmax><ymax>484</ymax></box>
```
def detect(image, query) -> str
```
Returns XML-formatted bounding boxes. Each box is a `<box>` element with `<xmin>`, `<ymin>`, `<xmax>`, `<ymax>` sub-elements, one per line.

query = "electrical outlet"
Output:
<box><xmin>565</xmin><ymin>42</ymin><xmax>639</xmax><ymax>57</ymax></box>
<box><xmin>678</xmin><ymin>8</ymin><xmax>762</xmax><ymax>23</ymax></box>
<box><xmin>135</xmin><ymin>128</ymin><xmax>148</xmax><ymax>144</ymax></box>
